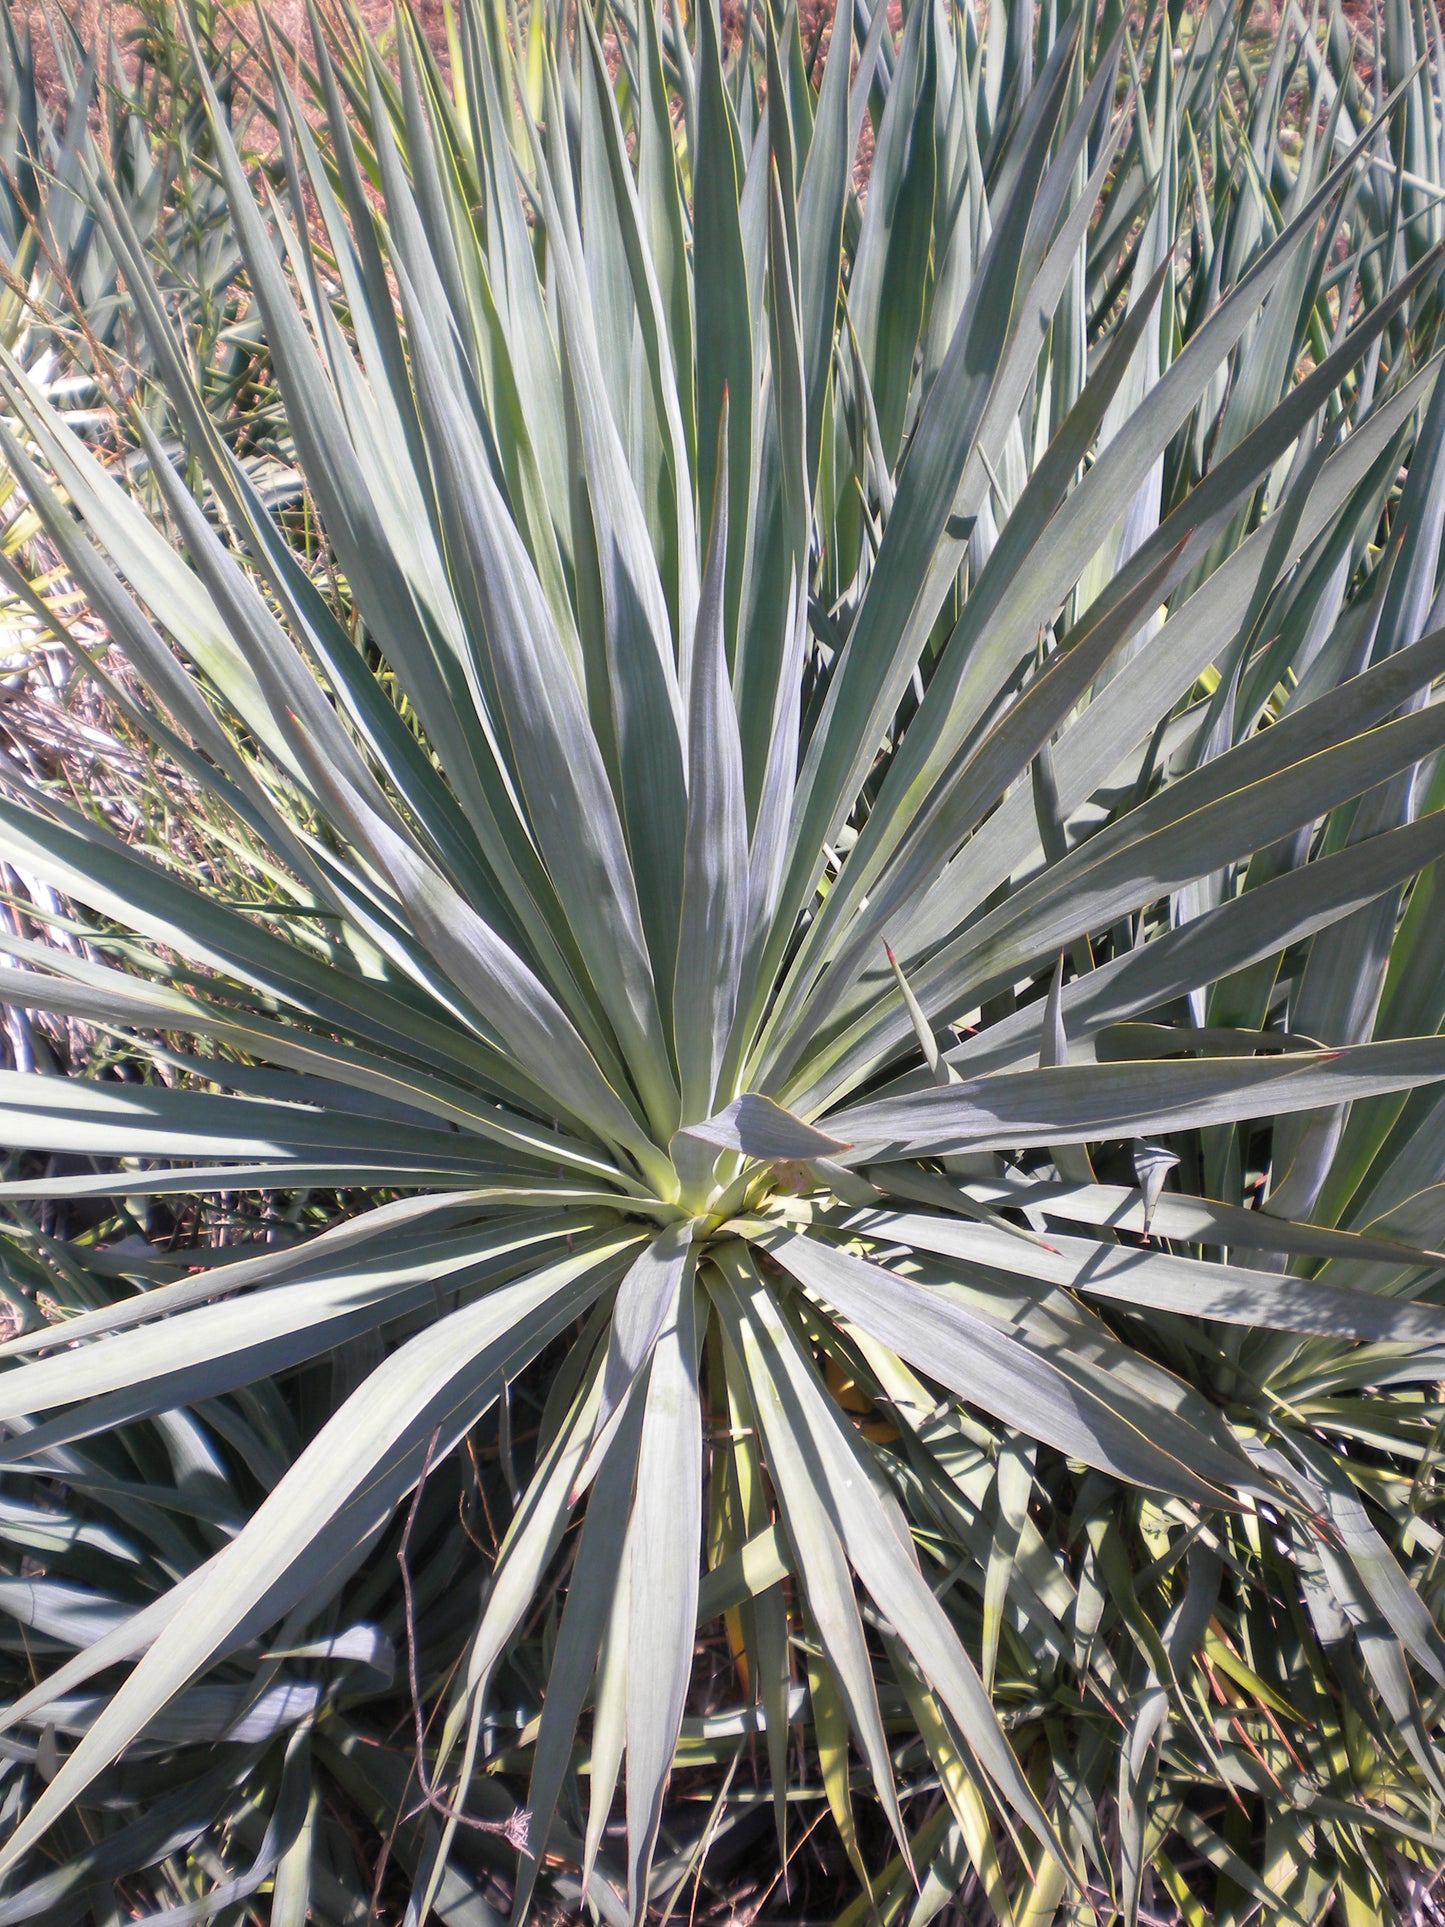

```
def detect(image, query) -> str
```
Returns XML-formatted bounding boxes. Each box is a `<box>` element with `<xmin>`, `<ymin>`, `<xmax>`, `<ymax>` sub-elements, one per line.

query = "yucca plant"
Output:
<box><xmin>1</xmin><ymin>2</ymin><xmax>295</xmax><ymax>585</ymax></box>
<box><xmin>1</xmin><ymin>4</ymin><xmax>290</xmax><ymax>1059</ymax></box>
<box><xmin>0</xmin><ymin>3</ymin><xmax>277</xmax><ymax>451</ymax></box>
<box><xmin>6</xmin><ymin>0</ymin><xmax>1445</xmax><ymax>1919</ymax></box>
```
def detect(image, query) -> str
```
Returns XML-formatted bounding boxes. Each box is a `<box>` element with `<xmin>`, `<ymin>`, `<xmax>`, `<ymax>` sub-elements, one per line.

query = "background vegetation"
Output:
<box><xmin>6</xmin><ymin>1</ymin><xmax>1445</xmax><ymax>1922</ymax></box>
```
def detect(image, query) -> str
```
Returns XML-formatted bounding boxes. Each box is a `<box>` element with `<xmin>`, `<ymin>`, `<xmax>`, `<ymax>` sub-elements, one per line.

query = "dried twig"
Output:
<box><xmin>398</xmin><ymin>1427</ymin><xmax>532</xmax><ymax>1853</ymax></box>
